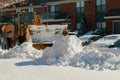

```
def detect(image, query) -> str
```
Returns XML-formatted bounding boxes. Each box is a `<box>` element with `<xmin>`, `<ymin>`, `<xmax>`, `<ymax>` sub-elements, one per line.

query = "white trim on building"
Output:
<box><xmin>104</xmin><ymin>16</ymin><xmax>120</xmax><ymax>19</ymax></box>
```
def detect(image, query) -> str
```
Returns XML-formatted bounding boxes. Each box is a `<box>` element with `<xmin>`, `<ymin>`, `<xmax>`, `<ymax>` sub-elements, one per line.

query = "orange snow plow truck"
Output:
<box><xmin>0</xmin><ymin>12</ymin><xmax>69</xmax><ymax>50</ymax></box>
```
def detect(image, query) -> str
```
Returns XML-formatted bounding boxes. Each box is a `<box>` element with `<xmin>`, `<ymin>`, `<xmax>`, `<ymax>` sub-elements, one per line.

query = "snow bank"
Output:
<box><xmin>1</xmin><ymin>34</ymin><xmax>120</xmax><ymax>70</ymax></box>
<box><xmin>36</xmin><ymin>35</ymin><xmax>83</xmax><ymax>65</ymax></box>
<box><xmin>70</xmin><ymin>47</ymin><xmax>120</xmax><ymax>70</ymax></box>
<box><xmin>0</xmin><ymin>49</ymin><xmax>8</xmax><ymax>58</ymax></box>
<box><xmin>34</xmin><ymin>34</ymin><xmax>120</xmax><ymax>70</ymax></box>
<box><xmin>2</xmin><ymin>42</ymin><xmax>43</xmax><ymax>59</ymax></box>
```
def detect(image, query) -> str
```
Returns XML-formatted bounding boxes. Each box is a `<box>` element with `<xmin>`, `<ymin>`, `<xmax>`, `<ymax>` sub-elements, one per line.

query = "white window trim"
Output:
<box><xmin>104</xmin><ymin>16</ymin><xmax>120</xmax><ymax>19</ymax></box>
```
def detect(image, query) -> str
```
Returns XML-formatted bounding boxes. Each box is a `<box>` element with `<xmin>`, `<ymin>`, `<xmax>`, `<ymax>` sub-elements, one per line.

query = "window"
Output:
<box><xmin>0</xmin><ymin>12</ymin><xmax>5</xmax><ymax>16</ymax></box>
<box><xmin>97</xmin><ymin>22</ymin><xmax>106</xmax><ymax>29</ymax></box>
<box><xmin>50</xmin><ymin>5</ymin><xmax>55</xmax><ymax>12</ymax></box>
<box><xmin>96</xmin><ymin>0</ymin><xmax>106</xmax><ymax>12</ymax></box>
<box><xmin>50</xmin><ymin>5</ymin><xmax>60</xmax><ymax>12</ymax></box>
<box><xmin>50</xmin><ymin>5</ymin><xmax>60</xmax><ymax>18</ymax></box>
<box><xmin>16</xmin><ymin>8</ymin><xmax>21</xmax><ymax>13</ymax></box>
<box><xmin>76</xmin><ymin>2</ymin><xmax>84</xmax><ymax>13</ymax></box>
<box><xmin>96</xmin><ymin>0</ymin><xmax>106</xmax><ymax>5</ymax></box>
<box><xmin>113</xmin><ymin>21</ymin><xmax>120</xmax><ymax>34</ymax></box>
<box><xmin>96</xmin><ymin>0</ymin><xmax>101</xmax><ymax>5</ymax></box>
<box><xmin>101</xmin><ymin>0</ymin><xmax>106</xmax><ymax>5</ymax></box>
<box><xmin>76</xmin><ymin>2</ymin><xmax>85</xmax><ymax>32</ymax></box>
<box><xmin>96</xmin><ymin>0</ymin><xmax>106</xmax><ymax>29</ymax></box>
<box><xmin>28</xmin><ymin>7</ymin><xmax>34</xmax><ymax>12</ymax></box>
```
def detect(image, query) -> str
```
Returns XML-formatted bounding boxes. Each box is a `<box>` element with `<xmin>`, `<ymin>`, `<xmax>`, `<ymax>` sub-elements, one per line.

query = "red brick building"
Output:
<box><xmin>0</xmin><ymin>0</ymin><xmax>120</xmax><ymax>34</ymax></box>
<box><xmin>105</xmin><ymin>0</ymin><xmax>120</xmax><ymax>34</ymax></box>
<box><xmin>45</xmin><ymin>0</ymin><xmax>120</xmax><ymax>34</ymax></box>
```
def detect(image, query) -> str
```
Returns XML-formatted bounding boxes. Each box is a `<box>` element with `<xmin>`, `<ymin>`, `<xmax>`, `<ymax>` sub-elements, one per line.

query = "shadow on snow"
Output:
<box><xmin>15</xmin><ymin>60</ymin><xmax>51</xmax><ymax>66</ymax></box>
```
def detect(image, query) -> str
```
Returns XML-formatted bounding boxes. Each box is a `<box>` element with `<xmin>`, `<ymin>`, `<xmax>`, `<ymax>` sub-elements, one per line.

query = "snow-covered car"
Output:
<box><xmin>92</xmin><ymin>34</ymin><xmax>120</xmax><ymax>48</ymax></box>
<box><xmin>113</xmin><ymin>39</ymin><xmax>120</xmax><ymax>47</ymax></box>
<box><xmin>88</xmin><ymin>35</ymin><xmax>103</xmax><ymax>42</ymax></box>
<box><xmin>93</xmin><ymin>28</ymin><xmax>105</xmax><ymax>35</ymax></box>
<box><xmin>79</xmin><ymin>35</ymin><xmax>102</xmax><ymax>46</ymax></box>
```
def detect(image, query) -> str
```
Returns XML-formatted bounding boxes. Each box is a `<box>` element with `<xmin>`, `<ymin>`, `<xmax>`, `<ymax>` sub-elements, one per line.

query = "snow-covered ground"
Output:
<box><xmin>0</xmin><ymin>34</ymin><xmax>120</xmax><ymax>80</ymax></box>
<box><xmin>1</xmin><ymin>58</ymin><xmax>120</xmax><ymax>80</ymax></box>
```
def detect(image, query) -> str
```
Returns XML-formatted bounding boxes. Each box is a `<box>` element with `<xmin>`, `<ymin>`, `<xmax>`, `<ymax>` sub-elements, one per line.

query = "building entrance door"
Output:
<box><xmin>113</xmin><ymin>21</ymin><xmax>120</xmax><ymax>34</ymax></box>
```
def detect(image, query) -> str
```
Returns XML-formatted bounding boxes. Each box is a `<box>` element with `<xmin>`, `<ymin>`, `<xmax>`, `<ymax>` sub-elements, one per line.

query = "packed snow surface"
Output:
<box><xmin>1</xmin><ymin>59</ymin><xmax>120</xmax><ymax>80</ymax></box>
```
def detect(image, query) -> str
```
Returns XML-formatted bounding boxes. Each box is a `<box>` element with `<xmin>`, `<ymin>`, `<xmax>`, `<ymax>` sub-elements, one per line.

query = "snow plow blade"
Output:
<box><xmin>32</xmin><ymin>42</ymin><xmax>53</xmax><ymax>50</ymax></box>
<box><xmin>29</xmin><ymin>25</ymin><xmax>68</xmax><ymax>49</ymax></box>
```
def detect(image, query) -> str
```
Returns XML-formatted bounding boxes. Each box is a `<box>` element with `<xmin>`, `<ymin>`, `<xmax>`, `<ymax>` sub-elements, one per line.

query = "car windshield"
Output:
<box><xmin>114</xmin><ymin>39</ymin><xmax>120</xmax><ymax>47</ymax></box>
<box><xmin>89</xmin><ymin>35</ymin><xmax>102</xmax><ymax>41</ymax></box>
<box><xmin>103</xmin><ymin>35</ymin><xmax>119</xmax><ymax>40</ymax></box>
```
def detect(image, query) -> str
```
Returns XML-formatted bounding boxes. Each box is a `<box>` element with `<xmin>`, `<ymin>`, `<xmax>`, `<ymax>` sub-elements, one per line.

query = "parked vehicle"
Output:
<box><xmin>113</xmin><ymin>39</ymin><xmax>120</xmax><ymax>47</ymax></box>
<box><xmin>93</xmin><ymin>28</ymin><xmax>105</xmax><ymax>36</ymax></box>
<box><xmin>79</xmin><ymin>35</ymin><xmax>102</xmax><ymax>46</ymax></box>
<box><xmin>0</xmin><ymin>11</ymin><xmax>70</xmax><ymax>50</ymax></box>
<box><xmin>95</xmin><ymin>34</ymin><xmax>120</xmax><ymax>48</ymax></box>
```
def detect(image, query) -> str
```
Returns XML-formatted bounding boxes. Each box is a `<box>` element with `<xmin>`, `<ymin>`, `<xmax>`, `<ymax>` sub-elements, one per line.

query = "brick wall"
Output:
<box><xmin>60</xmin><ymin>2</ymin><xmax>76</xmax><ymax>31</ymax></box>
<box><xmin>106</xmin><ymin>19</ymin><xmax>113</xmax><ymax>34</ymax></box>
<box><xmin>6</xmin><ymin>10</ymin><xmax>16</xmax><ymax>18</ymax></box>
<box><xmin>106</xmin><ymin>0</ymin><xmax>120</xmax><ymax>34</ymax></box>
<box><xmin>106</xmin><ymin>18</ymin><xmax>120</xmax><ymax>34</ymax></box>
<box><xmin>84</xmin><ymin>0</ymin><xmax>96</xmax><ymax>31</ymax></box>
<box><xmin>35</xmin><ymin>7</ymin><xmax>46</xmax><ymax>14</ymax></box>
<box><xmin>106</xmin><ymin>0</ymin><xmax>120</xmax><ymax>13</ymax></box>
<box><xmin>0</xmin><ymin>0</ymin><xmax>24</xmax><ymax>3</ymax></box>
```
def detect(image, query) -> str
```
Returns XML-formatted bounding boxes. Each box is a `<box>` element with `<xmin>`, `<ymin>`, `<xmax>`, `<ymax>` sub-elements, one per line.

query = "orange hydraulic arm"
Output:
<box><xmin>32</xmin><ymin>12</ymin><xmax>42</xmax><ymax>25</ymax></box>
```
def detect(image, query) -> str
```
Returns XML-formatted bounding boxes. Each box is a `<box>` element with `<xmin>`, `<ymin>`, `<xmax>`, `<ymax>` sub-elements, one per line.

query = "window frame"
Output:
<box><xmin>96</xmin><ymin>0</ymin><xmax>106</xmax><ymax>29</ymax></box>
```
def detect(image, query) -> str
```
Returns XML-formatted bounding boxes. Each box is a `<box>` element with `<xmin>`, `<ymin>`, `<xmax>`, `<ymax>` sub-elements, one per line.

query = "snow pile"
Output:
<box><xmin>69</xmin><ymin>47</ymin><xmax>120</xmax><ymax>70</ymax></box>
<box><xmin>3</xmin><ymin>42</ymin><xmax>43</xmax><ymax>59</ymax></box>
<box><xmin>36</xmin><ymin>35</ymin><xmax>83</xmax><ymax>65</ymax></box>
<box><xmin>1</xmin><ymin>33</ymin><xmax>120</xmax><ymax>70</ymax></box>
<box><xmin>0</xmin><ymin>49</ymin><xmax>8</xmax><ymax>58</ymax></box>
